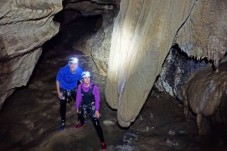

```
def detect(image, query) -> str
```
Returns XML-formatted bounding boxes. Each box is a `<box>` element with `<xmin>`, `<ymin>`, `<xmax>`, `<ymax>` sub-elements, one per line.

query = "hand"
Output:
<box><xmin>57</xmin><ymin>92</ymin><xmax>64</xmax><ymax>99</ymax></box>
<box><xmin>95</xmin><ymin>111</ymin><xmax>101</xmax><ymax>118</ymax></box>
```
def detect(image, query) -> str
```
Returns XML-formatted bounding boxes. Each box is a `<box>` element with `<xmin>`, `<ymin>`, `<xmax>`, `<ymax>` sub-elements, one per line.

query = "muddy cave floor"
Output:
<box><xmin>1</xmin><ymin>48</ymin><xmax>227</xmax><ymax>151</ymax></box>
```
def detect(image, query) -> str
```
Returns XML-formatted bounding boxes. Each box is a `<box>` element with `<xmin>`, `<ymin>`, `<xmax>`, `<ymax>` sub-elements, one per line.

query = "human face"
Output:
<box><xmin>69</xmin><ymin>63</ymin><xmax>78</xmax><ymax>73</ymax></box>
<box><xmin>83</xmin><ymin>77</ymin><xmax>91</xmax><ymax>85</ymax></box>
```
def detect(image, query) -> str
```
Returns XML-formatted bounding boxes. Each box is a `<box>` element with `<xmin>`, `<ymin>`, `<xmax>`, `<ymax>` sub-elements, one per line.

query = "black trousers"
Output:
<box><xmin>59</xmin><ymin>88</ymin><xmax>76</xmax><ymax>122</ymax></box>
<box><xmin>79</xmin><ymin>103</ymin><xmax>105</xmax><ymax>142</ymax></box>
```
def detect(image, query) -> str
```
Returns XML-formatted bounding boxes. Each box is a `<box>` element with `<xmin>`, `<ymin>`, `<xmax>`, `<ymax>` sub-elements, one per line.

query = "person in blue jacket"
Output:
<box><xmin>56</xmin><ymin>57</ymin><xmax>83</xmax><ymax>130</ymax></box>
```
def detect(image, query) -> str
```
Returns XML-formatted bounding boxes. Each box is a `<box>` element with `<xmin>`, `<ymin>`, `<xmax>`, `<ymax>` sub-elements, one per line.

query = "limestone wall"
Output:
<box><xmin>0</xmin><ymin>0</ymin><xmax>62</xmax><ymax>108</ymax></box>
<box><xmin>177</xmin><ymin>0</ymin><xmax>227</xmax><ymax>67</ymax></box>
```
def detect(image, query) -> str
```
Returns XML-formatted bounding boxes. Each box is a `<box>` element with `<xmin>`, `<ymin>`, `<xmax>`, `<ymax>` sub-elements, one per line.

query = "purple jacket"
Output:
<box><xmin>76</xmin><ymin>82</ymin><xmax>100</xmax><ymax>111</ymax></box>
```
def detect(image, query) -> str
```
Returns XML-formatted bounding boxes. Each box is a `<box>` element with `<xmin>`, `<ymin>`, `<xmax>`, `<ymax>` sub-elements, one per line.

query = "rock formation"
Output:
<box><xmin>176</xmin><ymin>0</ymin><xmax>227</xmax><ymax>67</ymax></box>
<box><xmin>61</xmin><ymin>0</ymin><xmax>119</xmax><ymax>76</ymax></box>
<box><xmin>105</xmin><ymin>0</ymin><xmax>197</xmax><ymax>127</ymax></box>
<box><xmin>182</xmin><ymin>60</ymin><xmax>227</xmax><ymax>134</ymax></box>
<box><xmin>0</xmin><ymin>0</ymin><xmax>62</xmax><ymax>108</ymax></box>
<box><xmin>155</xmin><ymin>45</ymin><xmax>211</xmax><ymax>101</ymax></box>
<box><xmin>153</xmin><ymin>0</ymin><xmax>227</xmax><ymax>132</ymax></box>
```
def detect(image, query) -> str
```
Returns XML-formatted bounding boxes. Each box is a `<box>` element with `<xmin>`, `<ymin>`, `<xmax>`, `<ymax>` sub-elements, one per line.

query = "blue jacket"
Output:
<box><xmin>56</xmin><ymin>65</ymin><xmax>83</xmax><ymax>90</ymax></box>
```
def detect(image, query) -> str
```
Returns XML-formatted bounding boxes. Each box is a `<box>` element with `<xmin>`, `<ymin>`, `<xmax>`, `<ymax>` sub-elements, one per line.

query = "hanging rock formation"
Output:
<box><xmin>105</xmin><ymin>0</ymin><xmax>196</xmax><ymax>127</ymax></box>
<box><xmin>176</xmin><ymin>0</ymin><xmax>227</xmax><ymax>67</ymax></box>
<box><xmin>0</xmin><ymin>0</ymin><xmax>62</xmax><ymax>108</ymax></box>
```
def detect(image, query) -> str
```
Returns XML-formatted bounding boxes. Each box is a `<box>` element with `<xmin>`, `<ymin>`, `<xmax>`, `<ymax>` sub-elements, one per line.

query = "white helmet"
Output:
<box><xmin>68</xmin><ymin>57</ymin><xmax>78</xmax><ymax>64</ymax></box>
<box><xmin>82</xmin><ymin>71</ymin><xmax>91</xmax><ymax>78</ymax></box>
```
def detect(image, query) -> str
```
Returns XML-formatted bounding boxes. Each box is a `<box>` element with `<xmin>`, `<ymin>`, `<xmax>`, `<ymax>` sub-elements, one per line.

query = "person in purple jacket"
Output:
<box><xmin>56</xmin><ymin>57</ymin><xmax>83</xmax><ymax>131</ymax></box>
<box><xmin>75</xmin><ymin>71</ymin><xmax>106</xmax><ymax>150</ymax></box>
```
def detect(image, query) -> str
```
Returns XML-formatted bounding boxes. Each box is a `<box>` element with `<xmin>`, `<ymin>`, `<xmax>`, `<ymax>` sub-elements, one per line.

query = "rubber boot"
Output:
<box><xmin>59</xmin><ymin>120</ymin><xmax>65</xmax><ymax>131</ymax></box>
<box><xmin>101</xmin><ymin>142</ymin><xmax>106</xmax><ymax>150</ymax></box>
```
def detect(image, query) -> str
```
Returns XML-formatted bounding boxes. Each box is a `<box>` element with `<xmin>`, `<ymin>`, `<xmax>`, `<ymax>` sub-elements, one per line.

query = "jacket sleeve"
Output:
<box><xmin>76</xmin><ymin>84</ymin><xmax>82</xmax><ymax>109</ymax></box>
<box><xmin>93</xmin><ymin>85</ymin><xmax>100</xmax><ymax>111</ymax></box>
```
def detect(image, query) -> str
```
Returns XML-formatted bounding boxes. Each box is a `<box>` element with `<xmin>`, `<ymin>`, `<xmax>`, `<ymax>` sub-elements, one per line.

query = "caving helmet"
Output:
<box><xmin>81</xmin><ymin>71</ymin><xmax>91</xmax><ymax>78</ymax></box>
<box><xmin>68</xmin><ymin>57</ymin><xmax>78</xmax><ymax>64</ymax></box>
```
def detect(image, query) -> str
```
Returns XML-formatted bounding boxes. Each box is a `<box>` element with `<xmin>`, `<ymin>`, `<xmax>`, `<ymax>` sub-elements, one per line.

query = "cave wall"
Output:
<box><xmin>155</xmin><ymin>0</ymin><xmax>227</xmax><ymax>104</ymax></box>
<box><xmin>0</xmin><ymin>0</ymin><xmax>62</xmax><ymax>108</ymax></box>
<box><xmin>155</xmin><ymin>45</ymin><xmax>211</xmax><ymax>101</ymax></box>
<box><xmin>177</xmin><ymin>0</ymin><xmax>227</xmax><ymax>67</ymax></box>
<box><xmin>182</xmin><ymin>60</ymin><xmax>227</xmax><ymax>134</ymax></box>
<box><xmin>165</xmin><ymin>0</ymin><xmax>227</xmax><ymax>133</ymax></box>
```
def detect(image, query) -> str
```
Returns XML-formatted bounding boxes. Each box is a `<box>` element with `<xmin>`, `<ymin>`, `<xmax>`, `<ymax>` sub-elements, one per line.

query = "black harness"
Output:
<box><xmin>80</xmin><ymin>84</ymin><xmax>96</xmax><ymax>121</ymax></box>
<box><xmin>81</xmin><ymin>84</ymin><xmax>95</xmax><ymax>106</ymax></box>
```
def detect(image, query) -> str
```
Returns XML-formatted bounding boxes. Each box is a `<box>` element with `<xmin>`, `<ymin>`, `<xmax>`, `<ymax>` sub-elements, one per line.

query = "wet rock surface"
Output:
<box><xmin>155</xmin><ymin>44</ymin><xmax>211</xmax><ymax>101</ymax></box>
<box><xmin>182</xmin><ymin>60</ymin><xmax>227</xmax><ymax>135</ymax></box>
<box><xmin>108</xmin><ymin>90</ymin><xmax>227</xmax><ymax>151</ymax></box>
<box><xmin>109</xmin><ymin>92</ymin><xmax>198</xmax><ymax>151</ymax></box>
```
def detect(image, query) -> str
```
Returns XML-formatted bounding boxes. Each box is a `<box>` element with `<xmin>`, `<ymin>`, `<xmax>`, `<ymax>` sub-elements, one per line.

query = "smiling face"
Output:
<box><xmin>69</xmin><ymin>62</ymin><xmax>78</xmax><ymax>73</ymax></box>
<box><xmin>83</xmin><ymin>77</ymin><xmax>91</xmax><ymax>85</ymax></box>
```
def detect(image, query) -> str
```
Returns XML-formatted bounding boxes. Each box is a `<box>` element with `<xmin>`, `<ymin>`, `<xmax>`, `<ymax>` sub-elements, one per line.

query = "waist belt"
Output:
<box><xmin>60</xmin><ymin>88</ymin><xmax>76</xmax><ymax>97</ymax></box>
